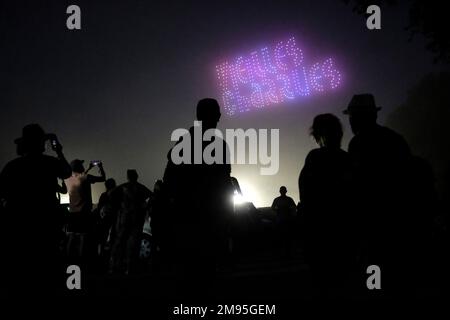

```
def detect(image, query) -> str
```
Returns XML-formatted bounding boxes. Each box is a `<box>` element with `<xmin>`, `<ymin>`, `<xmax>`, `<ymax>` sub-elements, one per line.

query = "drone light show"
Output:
<box><xmin>216</xmin><ymin>37</ymin><xmax>342</xmax><ymax>115</ymax></box>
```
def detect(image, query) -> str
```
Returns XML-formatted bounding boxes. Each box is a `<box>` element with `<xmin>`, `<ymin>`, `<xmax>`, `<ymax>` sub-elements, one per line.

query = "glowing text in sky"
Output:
<box><xmin>216</xmin><ymin>37</ymin><xmax>342</xmax><ymax>115</ymax></box>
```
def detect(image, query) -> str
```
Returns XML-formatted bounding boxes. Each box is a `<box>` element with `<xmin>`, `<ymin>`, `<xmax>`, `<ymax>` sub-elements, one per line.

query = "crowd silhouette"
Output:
<box><xmin>0</xmin><ymin>94</ymin><xmax>448</xmax><ymax>299</ymax></box>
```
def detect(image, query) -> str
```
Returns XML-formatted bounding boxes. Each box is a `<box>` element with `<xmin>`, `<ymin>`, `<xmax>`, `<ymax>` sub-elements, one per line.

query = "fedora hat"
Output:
<box><xmin>14</xmin><ymin>123</ymin><xmax>46</xmax><ymax>145</ymax></box>
<box><xmin>343</xmin><ymin>94</ymin><xmax>382</xmax><ymax>115</ymax></box>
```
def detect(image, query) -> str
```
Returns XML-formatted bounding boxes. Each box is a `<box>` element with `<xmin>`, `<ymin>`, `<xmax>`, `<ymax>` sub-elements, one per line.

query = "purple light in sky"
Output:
<box><xmin>216</xmin><ymin>37</ymin><xmax>342</xmax><ymax>115</ymax></box>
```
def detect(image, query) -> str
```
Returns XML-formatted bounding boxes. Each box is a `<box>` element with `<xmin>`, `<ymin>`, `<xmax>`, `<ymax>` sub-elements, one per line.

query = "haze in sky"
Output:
<box><xmin>1</xmin><ymin>0</ymin><xmax>447</xmax><ymax>207</ymax></box>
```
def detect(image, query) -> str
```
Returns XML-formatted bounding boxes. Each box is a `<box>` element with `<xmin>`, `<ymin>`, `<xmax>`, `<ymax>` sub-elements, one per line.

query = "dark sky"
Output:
<box><xmin>1</xmin><ymin>0</ymin><xmax>448</xmax><ymax>206</ymax></box>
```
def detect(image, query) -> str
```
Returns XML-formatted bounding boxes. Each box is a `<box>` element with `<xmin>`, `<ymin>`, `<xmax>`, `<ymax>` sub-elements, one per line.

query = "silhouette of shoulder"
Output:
<box><xmin>117</xmin><ymin>182</ymin><xmax>151</xmax><ymax>198</ymax></box>
<box><xmin>349</xmin><ymin>125</ymin><xmax>410</xmax><ymax>157</ymax></box>
<box><xmin>273</xmin><ymin>195</ymin><xmax>296</xmax><ymax>206</ymax></box>
<box><xmin>138</xmin><ymin>182</ymin><xmax>152</xmax><ymax>198</ymax></box>
<box><xmin>304</xmin><ymin>147</ymin><xmax>349</xmax><ymax>166</ymax></box>
<box><xmin>1</xmin><ymin>154</ymin><xmax>71</xmax><ymax>179</ymax></box>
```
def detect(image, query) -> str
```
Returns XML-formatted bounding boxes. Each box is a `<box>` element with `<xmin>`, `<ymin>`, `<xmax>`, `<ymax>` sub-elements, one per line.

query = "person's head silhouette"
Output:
<box><xmin>279</xmin><ymin>186</ymin><xmax>287</xmax><ymax>196</ymax></box>
<box><xmin>105</xmin><ymin>178</ymin><xmax>116</xmax><ymax>191</ymax></box>
<box><xmin>127</xmin><ymin>169</ymin><xmax>139</xmax><ymax>183</ymax></box>
<box><xmin>14</xmin><ymin>124</ymin><xmax>47</xmax><ymax>155</ymax></box>
<box><xmin>196</xmin><ymin>98</ymin><xmax>221</xmax><ymax>130</ymax></box>
<box><xmin>70</xmin><ymin>159</ymin><xmax>85</xmax><ymax>174</ymax></box>
<box><xmin>343</xmin><ymin>94</ymin><xmax>381</xmax><ymax>135</ymax></box>
<box><xmin>310</xmin><ymin>113</ymin><xmax>343</xmax><ymax>148</ymax></box>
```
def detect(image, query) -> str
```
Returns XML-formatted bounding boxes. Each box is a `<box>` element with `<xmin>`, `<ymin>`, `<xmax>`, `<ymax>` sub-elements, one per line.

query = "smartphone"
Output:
<box><xmin>46</xmin><ymin>134</ymin><xmax>58</xmax><ymax>151</ymax></box>
<box><xmin>91</xmin><ymin>160</ymin><xmax>102</xmax><ymax>166</ymax></box>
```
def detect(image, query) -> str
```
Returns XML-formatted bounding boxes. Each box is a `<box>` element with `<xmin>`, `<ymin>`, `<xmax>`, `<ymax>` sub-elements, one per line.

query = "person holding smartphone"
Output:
<box><xmin>0</xmin><ymin>124</ymin><xmax>72</xmax><ymax>295</ymax></box>
<box><xmin>64</xmin><ymin>158</ymin><xmax>106</xmax><ymax>259</ymax></box>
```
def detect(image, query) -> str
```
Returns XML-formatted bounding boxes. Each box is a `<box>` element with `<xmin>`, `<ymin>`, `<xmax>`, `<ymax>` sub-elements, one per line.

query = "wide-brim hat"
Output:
<box><xmin>343</xmin><ymin>94</ymin><xmax>382</xmax><ymax>115</ymax></box>
<box><xmin>14</xmin><ymin>123</ymin><xmax>47</xmax><ymax>145</ymax></box>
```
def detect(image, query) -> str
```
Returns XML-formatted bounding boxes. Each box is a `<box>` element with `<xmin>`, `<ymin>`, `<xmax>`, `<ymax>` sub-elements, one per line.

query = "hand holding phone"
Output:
<box><xmin>90</xmin><ymin>160</ymin><xmax>102</xmax><ymax>167</ymax></box>
<box><xmin>47</xmin><ymin>134</ymin><xmax>61</xmax><ymax>152</ymax></box>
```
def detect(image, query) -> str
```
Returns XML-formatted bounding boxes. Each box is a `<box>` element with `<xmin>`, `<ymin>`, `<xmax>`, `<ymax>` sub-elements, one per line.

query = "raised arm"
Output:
<box><xmin>88</xmin><ymin>162</ymin><xmax>106</xmax><ymax>183</ymax></box>
<box><xmin>52</xmin><ymin>135</ymin><xmax>72</xmax><ymax>179</ymax></box>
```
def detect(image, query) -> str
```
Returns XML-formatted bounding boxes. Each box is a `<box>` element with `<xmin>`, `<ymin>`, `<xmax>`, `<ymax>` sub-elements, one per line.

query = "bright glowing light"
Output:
<box><xmin>233</xmin><ymin>191</ymin><xmax>246</xmax><ymax>205</ymax></box>
<box><xmin>216</xmin><ymin>36</ymin><xmax>342</xmax><ymax>115</ymax></box>
<box><xmin>233</xmin><ymin>179</ymin><xmax>261</xmax><ymax>207</ymax></box>
<box><xmin>59</xmin><ymin>193</ymin><xmax>70</xmax><ymax>204</ymax></box>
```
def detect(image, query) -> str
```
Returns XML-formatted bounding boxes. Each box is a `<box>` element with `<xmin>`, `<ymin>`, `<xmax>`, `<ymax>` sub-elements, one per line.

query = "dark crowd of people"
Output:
<box><xmin>0</xmin><ymin>95</ymin><xmax>448</xmax><ymax>298</ymax></box>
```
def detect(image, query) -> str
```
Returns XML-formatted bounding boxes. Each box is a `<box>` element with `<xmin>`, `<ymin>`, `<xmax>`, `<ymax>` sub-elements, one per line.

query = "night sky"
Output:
<box><xmin>1</xmin><ymin>0</ymin><xmax>448</xmax><ymax>206</ymax></box>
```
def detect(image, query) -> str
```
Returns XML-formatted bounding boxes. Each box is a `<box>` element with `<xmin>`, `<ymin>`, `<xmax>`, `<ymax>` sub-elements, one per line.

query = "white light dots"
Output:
<box><xmin>309</xmin><ymin>58</ymin><xmax>342</xmax><ymax>92</ymax></box>
<box><xmin>216</xmin><ymin>36</ymin><xmax>342</xmax><ymax>115</ymax></box>
<box><xmin>322</xmin><ymin>58</ymin><xmax>341</xmax><ymax>89</ymax></box>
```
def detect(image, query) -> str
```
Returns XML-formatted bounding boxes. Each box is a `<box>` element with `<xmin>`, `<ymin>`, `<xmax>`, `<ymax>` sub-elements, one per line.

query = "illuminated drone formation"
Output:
<box><xmin>216</xmin><ymin>37</ymin><xmax>342</xmax><ymax>115</ymax></box>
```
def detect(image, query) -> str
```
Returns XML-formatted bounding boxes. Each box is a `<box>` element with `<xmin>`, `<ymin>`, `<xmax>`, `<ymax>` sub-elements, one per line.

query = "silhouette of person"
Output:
<box><xmin>109</xmin><ymin>169</ymin><xmax>152</xmax><ymax>275</ymax></box>
<box><xmin>98</xmin><ymin>178</ymin><xmax>117</xmax><ymax>213</ymax></box>
<box><xmin>343</xmin><ymin>94</ymin><xmax>412</xmax><ymax>295</ymax></box>
<box><xmin>298</xmin><ymin>113</ymin><xmax>354</xmax><ymax>296</ymax></box>
<box><xmin>163</xmin><ymin>98</ymin><xmax>234</xmax><ymax>298</ymax></box>
<box><xmin>0</xmin><ymin>124</ymin><xmax>72</xmax><ymax>295</ymax></box>
<box><xmin>65</xmin><ymin>159</ymin><xmax>106</xmax><ymax>259</ymax></box>
<box><xmin>95</xmin><ymin>178</ymin><xmax>117</xmax><ymax>259</ymax></box>
<box><xmin>271</xmin><ymin>186</ymin><xmax>296</xmax><ymax>257</ymax></box>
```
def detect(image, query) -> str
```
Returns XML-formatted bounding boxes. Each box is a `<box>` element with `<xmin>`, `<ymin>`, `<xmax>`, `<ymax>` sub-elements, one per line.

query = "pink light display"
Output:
<box><xmin>216</xmin><ymin>37</ymin><xmax>342</xmax><ymax>115</ymax></box>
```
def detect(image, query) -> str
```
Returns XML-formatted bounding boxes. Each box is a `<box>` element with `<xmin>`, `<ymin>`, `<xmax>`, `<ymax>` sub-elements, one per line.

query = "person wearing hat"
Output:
<box><xmin>343</xmin><ymin>93</ymin><xmax>411</xmax><ymax>184</ymax></box>
<box><xmin>344</xmin><ymin>93</ymin><xmax>411</xmax><ymax>167</ymax></box>
<box><xmin>0</xmin><ymin>123</ymin><xmax>72</xmax><ymax>294</ymax></box>
<box><xmin>64</xmin><ymin>158</ymin><xmax>106</xmax><ymax>259</ymax></box>
<box><xmin>343</xmin><ymin>94</ymin><xmax>382</xmax><ymax>135</ymax></box>
<box><xmin>344</xmin><ymin>94</ymin><xmax>412</xmax><ymax>295</ymax></box>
